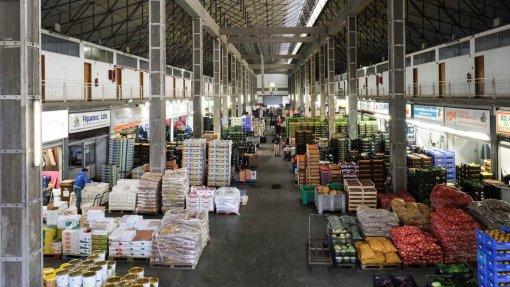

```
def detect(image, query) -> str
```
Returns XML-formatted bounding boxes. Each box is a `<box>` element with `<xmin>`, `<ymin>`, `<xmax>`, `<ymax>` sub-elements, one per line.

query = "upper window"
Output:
<box><xmin>116</xmin><ymin>54</ymin><xmax>137</xmax><ymax>69</ymax></box>
<box><xmin>438</xmin><ymin>41</ymin><xmax>470</xmax><ymax>60</ymax></box>
<box><xmin>475</xmin><ymin>28</ymin><xmax>510</xmax><ymax>52</ymax></box>
<box><xmin>84</xmin><ymin>45</ymin><xmax>114</xmax><ymax>64</ymax></box>
<box><xmin>139</xmin><ymin>60</ymin><xmax>149</xmax><ymax>71</ymax></box>
<box><xmin>413</xmin><ymin>50</ymin><xmax>435</xmax><ymax>65</ymax></box>
<box><xmin>42</xmin><ymin>34</ymin><xmax>80</xmax><ymax>57</ymax></box>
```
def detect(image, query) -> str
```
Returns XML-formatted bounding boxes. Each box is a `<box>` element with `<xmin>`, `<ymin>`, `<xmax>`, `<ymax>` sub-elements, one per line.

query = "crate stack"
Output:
<box><xmin>306</xmin><ymin>144</ymin><xmax>320</xmax><ymax>186</ymax></box>
<box><xmin>318</xmin><ymin>138</ymin><xmax>331</xmax><ymax>161</ymax></box>
<box><xmin>372</xmin><ymin>158</ymin><xmax>386</xmax><ymax>192</ymax></box>
<box><xmin>339</xmin><ymin>162</ymin><xmax>358</xmax><ymax>180</ymax></box>
<box><xmin>344</xmin><ymin>179</ymin><xmax>377</xmax><ymax>212</ymax></box>
<box><xmin>358</xmin><ymin>159</ymin><xmax>372</xmax><ymax>181</ymax></box>
<box><xmin>295</xmin><ymin>130</ymin><xmax>314</xmax><ymax>155</ymax></box>
<box><xmin>230</xmin><ymin>117</ymin><xmax>242</xmax><ymax>127</ymax></box>
<box><xmin>182</xmin><ymin>139</ymin><xmax>207</xmax><ymax>186</ymax></box>
<box><xmin>328</xmin><ymin>164</ymin><xmax>342</xmax><ymax>183</ymax></box>
<box><xmin>253</xmin><ymin>119</ymin><xmax>265</xmax><ymax>137</ymax></box>
<box><xmin>424</xmin><ymin>148</ymin><xmax>456</xmax><ymax>183</ymax></box>
<box><xmin>478</xmin><ymin>228</ymin><xmax>510</xmax><ymax>287</ymax></box>
<box><xmin>134</xmin><ymin>143</ymin><xmax>150</xmax><ymax>166</ymax></box>
<box><xmin>109</xmin><ymin>138</ymin><xmax>135</xmax><ymax>179</ymax></box>
<box><xmin>457</xmin><ymin>163</ymin><xmax>482</xmax><ymax>181</ymax></box>
<box><xmin>241</xmin><ymin>116</ymin><xmax>252</xmax><ymax>133</ymax></box>
<box><xmin>297</xmin><ymin>155</ymin><xmax>306</xmax><ymax>186</ymax></box>
<box><xmin>407</xmin><ymin>168</ymin><xmax>447</xmax><ymax>203</ymax></box>
<box><xmin>332</xmin><ymin>138</ymin><xmax>351</xmax><ymax>163</ymax></box>
<box><xmin>100</xmin><ymin>163</ymin><xmax>118</xmax><ymax>190</ymax></box>
<box><xmin>358</xmin><ymin>121</ymin><xmax>378</xmax><ymax>138</ymax></box>
<box><xmin>108</xmin><ymin>179</ymin><xmax>139</xmax><ymax>212</ymax></box>
<box><xmin>207</xmin><ymin>140</ymin><xmax>232</xmax><ymax>187</ymax></box>
<box><xmin>135</xmin><ymin>172</ymin><xmax>162</xmax><ymax>214</ymax></box>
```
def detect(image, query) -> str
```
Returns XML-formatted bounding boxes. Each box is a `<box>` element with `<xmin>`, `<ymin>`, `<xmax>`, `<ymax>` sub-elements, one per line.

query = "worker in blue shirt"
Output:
<box><xmin>73</xmin><ymin>168</ymin><xmax>90</xmax><ymax>213</ymax></box>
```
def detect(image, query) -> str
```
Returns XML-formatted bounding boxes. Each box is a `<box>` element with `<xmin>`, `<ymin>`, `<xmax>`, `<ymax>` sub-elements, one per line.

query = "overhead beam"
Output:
<box><xmin>228</xmin><ymin>36</ymin><xmax>318</xmax><ymax>44</ymax></box>
<box><xmin>242</xmin><ymin>54</ymin><xmax>304</xmax><ymax>60</ymax></box>
<box><xmin>249</xmin><ymin>64</ymin><xmax>296</xmax><ymax>70</ymax></box>
<box><xmin>220</xmin><ymin>26</ymin><xmax>327</xmax><ymax>35</ymax></box>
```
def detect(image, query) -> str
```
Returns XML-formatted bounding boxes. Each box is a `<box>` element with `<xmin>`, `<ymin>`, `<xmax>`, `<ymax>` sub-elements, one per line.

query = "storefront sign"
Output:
<box><xmin>413</xmin><ymin>105</ymin><xmax>444</xmax><ymax>122</ymax></box>
<box><xmin>407</xmin><ymin>125</ymin><xmax>416</xmax><ymax>144</ymax></box>
<box><xmin>375</xmin><ymin>102</ymin><xmax>389</xmax><ymax>114</ymax></box>
<box><xmin>69</xmin><ymin>110</ymin><xmax>110</xmax><ymax>133</ymax></box>
<box><xmin>445</xmin><ymin>107</ymin><xmax>490</xmax><ymax>135</ymax></box>
<box><xmin>497</xmin><ymin>111</ymin><xmax>510</xmax><ymax>135</ymax></box>
<box><xmin>111</xmin><ymin>107</ymin><xmax>142</xmax><ymax>131</ymax></box>
<box><xmin>359</xmin><ymin>101</ymin><xmax>375</xmax><ymax>113</ymax></box>
<box><xmin>42</xmin><ymin>110</ymin><xmax>69</xmax><ymax>143</ymax></box>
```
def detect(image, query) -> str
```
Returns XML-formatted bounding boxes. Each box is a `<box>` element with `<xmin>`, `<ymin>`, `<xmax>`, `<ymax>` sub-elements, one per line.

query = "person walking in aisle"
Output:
<box><xmin>73</xmin><ymin>168</ymin><xmax>91</xmax><ymax>214</ymax></box>
<box><xmin>273</xmin><ymin>134</ymin><xmax>282</xmax><ymax>156</ymax></box>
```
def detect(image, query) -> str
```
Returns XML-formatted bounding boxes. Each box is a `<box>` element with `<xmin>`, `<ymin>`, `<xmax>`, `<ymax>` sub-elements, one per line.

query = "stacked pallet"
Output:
<box><xmin>161</xmin><ymin>169</ymin><xmax>189</xmax><ymax>212</ymax></box>
<box><xmin>332</xmin><ymin>138</ymin><xmax>351</xmax><ymax>163</ymax></box>
<box><xmin>134</xmin><ymin>143</ymin><xmax>150</xmax><ymax>167</ymax></box>
<box><xmin>339</xmin><ymin>162</ymin><xmax>358</xmax><ymax>180</ymax></box>
<box><xmin>109</xmin><ymin>138</ymin><xmax>135</xmax><ymax>179</ymax></box>
<box><xmin>109</xmin><ymin>179</ymin><xmax>139</xmax><ymax>212</ymax></box>
<box><xmin>295</xmin><ymin>130</ymin><xmax>314</xmax><ymax>155</ymax></box>
<box><xmin>100</xmin><ymin>163</ymin><xmax>118</xmax><ymax>191</ymax></box>
<box><xmin>424</xmin><ymin>148</ymin><xmax>456</xmax><ymax>183</ymax></box>
<box><xmin>252</xmin><ymin>119</ymin><xmax>265</xmax><ymax>137</ymax></box>
<box><xmin>344</xmin><ymin>179</ymin><xmax>377</xmax><ymax>212</ymax></box>
<box><xmin>407</xmin><ymin>168</ymin><xmax>447</xmax><ymax>203</ymax></box>
<box><xmin>136</xmin><ymin>172</ymin><xmax>162</xmax><ymax>214</ymax></box>
<box><xmin>306</xmin><ymin>144</ymin><xmax>320</xmax><ymax>186</ymax></box>
<box><xmin>241</xmin><ymin>116</ymin><xmax>252</xmax><ymax>133</ymax></box>
<box><xmin>297</xmin><ymin>155</ymin><xmax>306</xmax><ymax>186</ymax></box>
<box><xmin>182</xmin><ymin>139</ymin><xmax>207</xmax><ymax>186</ymax></box>
<box><xmin>208</xmin><ymin>140</ymin><xmax>232</xmax><ymax>187</ymax></box>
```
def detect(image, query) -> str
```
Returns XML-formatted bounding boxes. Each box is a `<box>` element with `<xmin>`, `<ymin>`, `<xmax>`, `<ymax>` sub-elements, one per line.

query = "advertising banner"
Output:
<box><xmin>43</xmin><ymin>110</ymin><xmax>69</xmax><ymax>143</ymax></box>
<box><xmin>497</xmin><ymin>111</ymin><xmax>510</xmax><ymax>135</ymax></box>
<box><xmin>413</xmin><ymin>105</ymin><xmax>444</xmax><ymax>122</ymax></box>
<box><xmin>445</xmin><ymin>107</ymin><xmax>490</xmax><ymax>135</ymax></box>
<box><xmin>69</xmin><ymin>110</ymin><xmax>110</xmax><ymax>133</ymax></box>
<box><xmin>111</xmin><ymin>107</ymin><xmax>142</xmax><ymax>131</ymax></box>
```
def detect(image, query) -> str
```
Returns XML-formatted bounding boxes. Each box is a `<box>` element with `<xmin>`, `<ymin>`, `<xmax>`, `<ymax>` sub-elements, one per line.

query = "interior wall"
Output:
<box><xmin>415</xmin><ymin>127</ymin><xmax>446</xmax><ymax>149</ymax></box>
<box><xmin>256</xmin><ymin>73</ymin><xmax>288</xmax><ymax>96</ymax></box>
<box><xmin>499</xmin><ymin>145</ymin><xmax>510</xmax><ymax>179</ymax></box>
<box><xmin>447</xmin><ymin>135</ymin><xmax>483</xmax><ymax>164</ymax></box>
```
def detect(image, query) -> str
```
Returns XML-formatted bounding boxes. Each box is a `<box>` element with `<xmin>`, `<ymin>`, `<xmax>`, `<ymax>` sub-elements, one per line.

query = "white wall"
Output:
<box><xmin>415</xmin><ymin>127</ymin><xmax>446</xmax><ymax>149</ymax></box>
<box><xmin>43</xmin><ymin>51</ymin><xmax>84</xmax><ymax>101</ymax></box>
<box><xmin>442</xmin><ymin>55</ymin><xmax>472</xmax><ymax>96</ymax></box>
<box><xmin>447</xmin><ymin>136</ymin><xmax>481</xmax><ymax>164</ymax></box>
<box><xmin>120</xmin><ymin>68</ymin><xmax>140</xmax><ymax>99</ymax></box>
<box><xmin>185</xmin><ymin>79</ymin><xmax>192</xmax><ymax>97</ymax></box>
<box><xmin>257</xmin><ymin>73</ymin><xmax>288</xmax><ymax>95</ymax></box>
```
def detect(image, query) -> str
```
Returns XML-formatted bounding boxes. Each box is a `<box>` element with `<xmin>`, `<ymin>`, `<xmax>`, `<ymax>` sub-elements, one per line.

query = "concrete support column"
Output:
<box><xmin>192</xmin><ymin>18</ymin><xmax>204</xmax><ymax>138</ymax></box>
<box><xmin>304</xmin><ymin>59</ymin><xmax>310</xmax><ymax>117</ymax></box>
<box><xmin>310</xmin><ymin>54</ymin><xmax>317</xmax><ymax>118</ymax></box>
<box><xmin>149</xmin><ymin>0</ymin><xmax>166</xmax><ymax>172</ymax></box>
<box><xmin>213</xmin><ymin>39</ymin><xmax>221</xmax><ymax>134</ymax></box>
<box><xmin>347</xmin><ymin>15</ymin><xmax>359</xmax><ymax>139</ymax></box>
<box><xmin>0</xmin><ymin>1</ymin><xmax>43</xmax><ymax>285</ymax></box>
<box><xmin>237</xmin><ymin>61</ymin><xmax>243</xmax><ymax>116</ymax></box>
<box><xmin>327</xmin><ymin>37</ymin><xmax>336</xmax><ymax>138</ymax></box>
<box><xmin>299</xmin><ymin>68</ymin><xmax>305</xmax><ymax>112</ymax></box>
<box><xmin>319</xmin><ymin>45</ymin><xmax>327</xmax><ymax>121</ymax></box>
<box><xmin>388</xmin><ymin>0</ymin><xmax>407</xmax><ymax>192</ymax></box>
<box><xmin>231</xmin><ymin>56</ymin><xmax>237</xmax><ymax>117</ymax></box>
<box><xmin>222</xmin><ymin>46</ymin><xmax>229</xmax><ymax>128</ymax></box>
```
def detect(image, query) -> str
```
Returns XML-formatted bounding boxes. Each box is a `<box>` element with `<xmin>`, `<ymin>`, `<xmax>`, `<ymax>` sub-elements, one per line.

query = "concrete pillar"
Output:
<box><xmin>213</xmin><ymin>39</ymin><xmax>221</xmax><ymax>134</ymax></box>
<box><xmin>149</xmin><ymin>0</ymin><xmax>166</xmax><ymax>172</ymax></box>
<box><xmin>222</xmin><ymin>46</ymin><xmax>229</xmax><ymax>128</ymax></box>
<box><xmin>192</xmin><ymin>18</ymin><xmax>204</xmax><ymax>138</ymax></box>
<box><xmin>0</xmin><ymin>0</ymin><xmax>43</xmax><ymax>285</ymax></box>
<box><xmin>327</xmin><ymin>37</ymin><xmax>336</xmax><ymax>138</ymax></box>
<box><xmin>231</xmin><ymin>56</ymin><xmax>237</xmax><ymax>117</ymax></box>
<box><xmin>304</xmin><ymin>59</ymin><xmax>310</xmax><ymax>117</ymax></box>
<box><xmin>299</xmin><ymin>68</ymin><xmax>305</xmax><ymax>112</ymax></box>
<box><xmin>388</xmin><ymin>0</ymin><xmax>407</xmax><ymax>192</ymax></box>
<box><xmin>237</xmin><ymin>60</ymin><xmax>243</xmax><ymax>116</ymax></box>
<box><xmin>319</xmin><ymin>45</ymin><xmax>327</xmax><ymax>121</ymax></box>
<box><xmin>310</xmin><ymin>54</ymin><xmax>317</xmax><ymax>117</ymax></box>
<box><xmin>347</xmin><ymin>15</ymin><xmax>359</xmax><ymax>139</ymax></box>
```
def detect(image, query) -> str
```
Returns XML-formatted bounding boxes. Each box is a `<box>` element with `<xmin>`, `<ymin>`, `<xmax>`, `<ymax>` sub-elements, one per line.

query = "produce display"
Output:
<box><xmin>407</xmin><ymin>168</ymin><xmax>446</xmax><ymax>203</ymax></box>
<box><xmin>467</xmin><ymin>199</ymin><xmax>510</xmax><ymax>229</ymax></box>
<box><xmin>426</xmin><ymin>275</ymin><xmax>456</xmax><ymax>287</ymax></box>
<box><xmin>355</xmin><ymin>237</ymin><xmax>400</xmax><ymax>265</ymax></box>
<box><xmin>161</xmin><ymin>169</ymin><xmax>189</xmax><ymax>212</ymax></box>
<box><xmin>430</xmin><ymin>208</ymin><xmax>479</xmax><ymax>263</ymax></box>
<box><xmin>390</xmin><ymin>226</ymin><xmax>443</xmax><ymax>265</ymax></box>
<box><xmin>391</xmin><ymin>198</ymin><xmax>431</xmax><ymax>229</ymax></box>
<box><xmin>436</xmin><ymin>263</ymin><xmax>473</xmax><ymax>280</ymax></box>
<box><xmin>316</xmin><ymin>183</ymin><xmax>345</xmax><ymax>213</ymax></box>
<box><xmin>306</xmin><ymin>144</ymin><xmax>320</xmax><ymax>186</ymax></box>
<box><xmin>339</xmin><ymin>215</ymin><xmax>363</xmax><ymax>241</ymax></box>
<box><xmin>430</xmin><ymin>184</ymin><xmax>474</xmax><ymax>210</ymax></box>
<box><xmin>378</xmin><ymin>192</ymin><xmax>415</xmax><ymax>210</ymax></box>
<box><xmin>356</xmin><ymin>206</ymin><xmax>399</xmax><ymax>237</ymax></box>
<box><xmin>373</xmin><ymin>274</ymin><xmax>418</xmax><ymax>287</ymax></box>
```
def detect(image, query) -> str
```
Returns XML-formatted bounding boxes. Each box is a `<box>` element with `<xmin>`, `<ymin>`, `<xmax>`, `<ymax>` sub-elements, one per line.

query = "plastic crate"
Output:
<box><xmin>435</xmin><ymin>263</ymin><xmax>473</xmax><ymax>281</ymax></box>
<box><xmin>315</xmin><ymin>193</ymin><xmax>346</xmax><ymax>214</ymax></box>
<box><xmin>300</xmin><ymin>185</ymin><xmax>316</xmax><ymax>205</ymax></box>
<box><xmin>373</xmin><ymin>273</ymin><xmax>418</xmax><ymax>287</ymax></box>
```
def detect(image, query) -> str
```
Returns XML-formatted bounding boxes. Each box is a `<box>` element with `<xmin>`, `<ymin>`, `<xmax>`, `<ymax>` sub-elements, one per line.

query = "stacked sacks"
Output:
<box><xmin>356</xmin><ymin>206</ymin><xmax>399</xmax><ymax>237</ymax></box>
<box><xmin>467</xmin><ymin>199</ymin><xmax>510</xmax><ymax>229</ymax></box>
<box><xmin>430</xmin><ymin>208</ymin><xmax>479</xmax><ymax>263</ymax></box>
<box><xmin>430</xmin><ymin>184</ymin><xmax>473</xmax><ymax>209</ymax></box>
<box><xmin>391</xmin><ymin>198</ymin><xmax>432</xmax><ymax>229</ymax></box>
<box><xmin>390</xmin><ymin>225</ymin><xmax>443</xmax><ymax>265</ymax></box>
<box><xmin>161</xmin><ymin>169</ymin><xmax>189</xmax><ymax>212</ymax></box>
<box><xmin>135</xmin><ymin>172</ymin><xmax>162</xmax><ymax>214</ymax></box>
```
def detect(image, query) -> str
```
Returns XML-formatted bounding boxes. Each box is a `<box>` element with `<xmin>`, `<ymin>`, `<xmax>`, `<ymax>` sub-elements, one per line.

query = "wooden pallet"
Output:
<box><xmin>360</xmin><ymin>263</ymin><xmax>402</xmax><ymax>271</ymax></box>
<box><xmin>403</xmin><ymin>263</ymin><xmax>436</xmax><ymax>268</ymax></box>
<box><xmin>44</xmin><ymin>253</ymin><xmax>62</xmax><ymax>260</ymax></box>
<box><xmin>108</xmin><ymin>256</ymin><xmax>150</xmax><ymax>262</ymax></box>
<box><xmin>108</xmin><ymin>209</ymin><xmax>135</xmax><ymax>214</ymax></box>
<box><xmin>149</xmin><ymin>259</ymin><xmax>197</xmax><ymax>270</ymax></box>
<box><xmin>334</xmin><ymin>263</ymin><xmax>357</xmax><ymax>269</ymax></box>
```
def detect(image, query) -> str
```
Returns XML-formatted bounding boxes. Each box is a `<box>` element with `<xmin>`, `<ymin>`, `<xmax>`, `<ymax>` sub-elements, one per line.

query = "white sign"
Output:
<box><xmin>42</xmin><ymin>110</ymin><xmax>68</xmax><ymax>143</ymax></box>
<box><xmin>111</xmin><ymin>107</ymin><xmax>142</xmax><ymax>131</ymax></box>
<box><xmin>497</xmin><ymin>111</ymin><xmax>510</xmax><ymax>135</ymax></box>
<box><xmin>374</xmin><ymin>102</ymin><xmax>389</xmax><ymax>114</ymax></box>
<box><xmin>359</xmin><ymin>101</ymin><xmax>375</xmax><ymax>112</ymax></box>
<box><xmin>445</xmin><ymin>107</ymin><xmax>490</xmax><ymax>135</ymax></box>
<box><xmin>69</xmin><ymin>110</ymin><xmax>110</xmax><ymax>133</ymax></box>
<box><xmin>413</xmin><ymin>105</ymin><xmax>444</xmax><ymax>122</ymax></box>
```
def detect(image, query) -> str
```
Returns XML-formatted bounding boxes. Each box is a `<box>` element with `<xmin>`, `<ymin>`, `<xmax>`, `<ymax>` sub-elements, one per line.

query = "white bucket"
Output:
<box><xmin>93</xmin><ymin>250</ymin><xmax>106</xmax><ymax>261</ymax></box>
<box><xmin>82</xmin><ymin>271</ymin><xmax>96</xmax><ymax>287</ymax></box>
<box><xmin>129</xmin><ymin>267</ymin><xmax>144</xmax><ymax>278</ymax></box>
<box><xmin>107</xmin><ymin>261</ymin><xmax>116</xmax><ymax>276</ymax></box>
<box><xmin>149</xmin><ymin>277</ymin><xmax>159</xmax><ymax>287</ymax></box>
<box><xmin>55</xmin><ymin>270</ymin><xmax>69</xmax><ymax>286</ymax></box>
<box><xmin>68</xmin><ymin>271</ymin><xmax>82</xmax><ymax>287</ymax></box>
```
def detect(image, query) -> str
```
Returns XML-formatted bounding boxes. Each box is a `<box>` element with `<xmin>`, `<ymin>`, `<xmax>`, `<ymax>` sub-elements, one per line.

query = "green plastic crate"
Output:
<box><xmin>327</xmin><ymin>182</ymin><xmax>343</xmax><ymax>192</ymax></box>
<box><xmin>300</xmin><ymin>185</ymin><xmax>316</xmax><ymax>205</ymax></box>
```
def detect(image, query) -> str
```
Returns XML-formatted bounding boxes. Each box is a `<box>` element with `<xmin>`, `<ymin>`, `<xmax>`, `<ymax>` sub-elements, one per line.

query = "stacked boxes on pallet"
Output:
<box><xmin>344</xmin><ymin>179</ymin><xmax>377</xmax><ymax>212</ymax></box>
<box><xmin>478</xmin><ymin>228</ymin><xmax>510</xmax><ymax>287</ymax></box>
<box><xmin>339</xmin><ymin>162</ymin><xmax>358</xmax><ymax>180</ymax></box>
<box><xmin>297</xmin><ymin>155</ymin><xmax>306</xmax><ymax>186</ymax></box>
<box><xmin>182</xmin><ymin>139</ymin><xmax>207</xmax><ymax>186</ymax></box>
<box><xmin>100</xmin><ymin>164</ymin><xmax>118</xmax><ymax>191</ymax></box>
<box><xmin>109</xmin><ymin>179</ymin><xmax>139</xmax><ymax>212</ymax></box>
<box><xmin>109</xmin><ymin>138</ymin><xmax>135</xmax><ymax>179</ymax></box>
<box><xmin>295</xmin><ymin>130</ymin><xmax>314</xmax><ymax>155</ymax></box>
<box><xmin>161</xmin><ymin>169</ymin><xmax>189</xmax><ymax>212</ymax></box>
<box><xmin>208</xmin><ymin>140</ymin><xmax>232</xmax><ymax>187</ymax></box>
<box><xmin>136</xmin><ymin>172</ymin><xmax>163</xmax><ymax>214</ymax></box>
<box><xmin>241</xmin><ymin>116</ymin><xmax>252</xmax><ymax>133</ymax></box>
<box><xmin>407</xmin><ymin>168</ymin><xmax>446</xmax><ymax>203</ymax></box>
<box><xmin>306</xmin><ymin>144</ymin><xmax>320</xmax><ymax>186</ymax></box>
<box><xmin>187</xmin><ymin>186</ymin><xmax>215</xmax><ymax>212</ymax></box>
<box><xmin>332</xmin><ymin>138</ymin><xmax>351</xmax><ymax>163</ymax></box>
<box><xmin>425</xmin><ymin>148</ymin><xmax>456</xmax><ymax>183</ymax></box>
<box><xmin>134</xmin><ymin>143</ymin><xmax>150</xmax><ymax>167</ymax></box>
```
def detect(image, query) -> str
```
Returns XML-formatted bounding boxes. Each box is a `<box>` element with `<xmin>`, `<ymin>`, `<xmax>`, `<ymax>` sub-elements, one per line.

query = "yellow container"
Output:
<box><xmin>44</xmin><ymin>274</ymin><xmax>56</xmax><ymax>287</ymax></box>
<box><xmin>43</xmin><ymin>267</ymin><xmax>54</xmax><ymax>275</ymax></box>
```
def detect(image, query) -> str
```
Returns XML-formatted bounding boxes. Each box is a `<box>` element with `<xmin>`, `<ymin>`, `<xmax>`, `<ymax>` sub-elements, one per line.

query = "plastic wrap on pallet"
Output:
<box><xmin>109</xmin><ymin>179</ymin><xmax>139</xmax><ymax>212</ymax></box>
<box><xmin>207</xmin><ymin>140</ymin><xmax>232</xmax><ymax>187</ymax></box>
<box><xmin>356</xmin><ymin>206</ymin><xmax>399</xmax><ymax>237</ymax></box>
<box><xmin>161</xmin><ymin>169</ymin><xmax>189</xmax><ymax>212</ymax></box>
<box><xmin>135</xmin><ymin>172</ymin><xmax>162</xmax><ymax>214</ymax></box>
<box><xmin>76</xmin><ymin>182</ymin><xmax>110</xmax><ymax>209</ymax></box>
<box><xmin>214</xmin><ymin>187</ymin><xmax>240</xmax><ymax>215</ymax></box>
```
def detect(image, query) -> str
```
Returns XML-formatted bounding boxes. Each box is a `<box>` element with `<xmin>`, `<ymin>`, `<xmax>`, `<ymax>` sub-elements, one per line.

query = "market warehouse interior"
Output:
<box><xmin>3</xmin><ymin>0</ymin><xmax>510</xmax><ymax>286</ymax></box>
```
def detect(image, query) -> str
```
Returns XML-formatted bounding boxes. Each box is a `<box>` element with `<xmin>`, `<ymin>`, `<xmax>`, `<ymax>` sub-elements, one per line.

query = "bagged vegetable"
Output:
<box><xmin>430</xmin><ymin>185</ymin><xmax>473</xmax><ymax>210</ymax></box>
<box><xmin>466</xmin><ymin>199</ymin><xmax>510</xmax><ymax>229</ymax></box>
<box><xmin>357</xmin><ymin>206</ymin><xmax>399</xmax><ymax>237</ymax></box>
<box><xmin>390</xmin><ymin>225</ymin><xmax>443</xmax><ymax>265</ymax></box>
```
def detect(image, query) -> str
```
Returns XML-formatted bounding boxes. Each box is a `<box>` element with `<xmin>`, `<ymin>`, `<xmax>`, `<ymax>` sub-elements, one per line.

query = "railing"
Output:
<box><xmin>42</xmin><ymin>79</ymin><xmax>191</xmax><ymax>102</ymax></box>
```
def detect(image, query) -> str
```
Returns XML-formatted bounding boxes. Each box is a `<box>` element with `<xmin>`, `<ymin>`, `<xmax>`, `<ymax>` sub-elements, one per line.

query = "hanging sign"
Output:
<box><xmin>497</xmin><ymin>111</ymin><xmax>510</xmax><ymax>135</ymax></box>
<box><xmin>413</xmin><ymin>105</ymin><xmax>444</xmax><ymax>122</ymax></box>
<box><xmin>359</xmin><ymin>101</ymin><xmax>375</xmax><ymax>112</ymax></box>
<box><xmin>69</xmin><ymin>110</ymin><xmax>110</xmax><ymax>133</ymax></box>
<box><xmin>42</xmin><ymin>110</ymin><xmax>69</xmax><ymax>143</ymax></box>
<box><xmin>445</xmin><ymin>107</ymin><xmax>490</xmax><ymax>135</ymax></box>
<box><xmin>111</xmin><ymin>107</ymin><xmax>142</xmax><ymax>131</ymax></box>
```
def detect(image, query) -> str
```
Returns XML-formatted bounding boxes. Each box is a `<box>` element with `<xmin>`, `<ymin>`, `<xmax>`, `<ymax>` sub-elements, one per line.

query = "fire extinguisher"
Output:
<box><xmin>94</xmin><ymin>73</ymin><xmax>99</xmax><ymax>87</ymax></box>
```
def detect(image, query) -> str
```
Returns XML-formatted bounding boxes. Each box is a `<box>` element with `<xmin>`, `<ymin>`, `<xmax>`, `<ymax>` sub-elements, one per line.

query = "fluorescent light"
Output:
<box><xmin>406</xmin><ymin>119</ymin><xmax>490</xmax><ymax>142</ymax></box>
<box><xmin>128</xmin><ymin>99</ymin><xmax>133</xmax><ymax>103</ymax></box>
<box><xmin>33</xmin><ymin>100</ymin><xmax>42</xmax><ymax>167</ymax></box>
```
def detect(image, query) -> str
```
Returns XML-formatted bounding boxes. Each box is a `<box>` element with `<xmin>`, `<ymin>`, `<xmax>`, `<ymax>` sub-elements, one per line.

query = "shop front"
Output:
<box><xmin>409</xmin><ymin>105</ymin><xmax>447</xmax><ymax>149</ymax></box>
<box><xmin>496</xmin><ymin>110</ymin><xmax>510</xmax><ymax>183</ymax></box>
<box><xmin>42</xmin><ymin>110</ymin><xmax>69</xmax><ymax>189</ymax></box>
<box><xmin>111</xmin><ymin>107</ymin><xmax>142</xmax><ymax>139</ymax></box>
<box><xmin>66</xmin><ymin>110</ymin><xmax>111</xmax><ymax>180</ymax></box>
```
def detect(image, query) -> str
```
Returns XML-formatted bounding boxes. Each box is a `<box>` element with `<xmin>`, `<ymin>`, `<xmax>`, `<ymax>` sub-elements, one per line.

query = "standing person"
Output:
<box><xmin>73</xmin><ymin>168</ymin><xmax>90</xmax><ymax>213</ymax></box>
<box><xmin>275</xmin><ymin>122</ymin><xmax>282</xmax><ymax>136</ymax></box>
<box><xmin>270</xmin><ymin>116</ymin><xmax>275</xmax><ymax>132</ymax></box>
<box><xmin>273</xmin><ymin>134</ymin><xmax>281</xmax><ymax>156</ymax></box>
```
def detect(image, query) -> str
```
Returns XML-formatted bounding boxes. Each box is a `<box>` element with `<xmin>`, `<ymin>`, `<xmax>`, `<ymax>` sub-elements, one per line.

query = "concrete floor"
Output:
<box><xmin>45</xmin><ymin>133</ymin><xmax>435</xmax><ymax>286</ymax></box>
